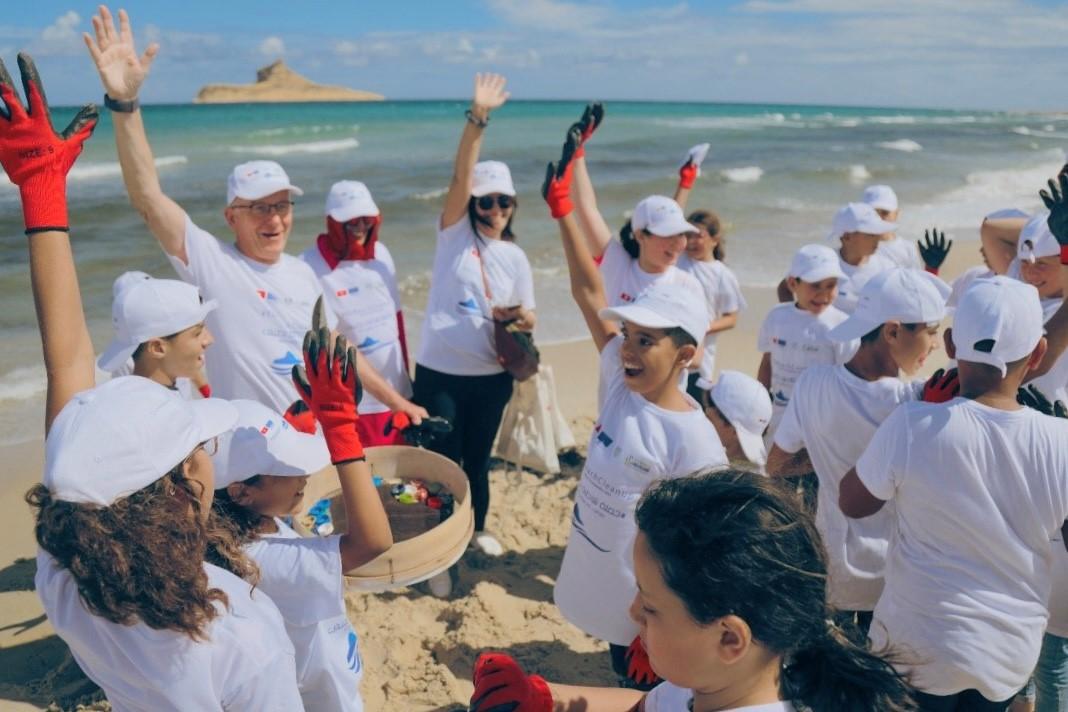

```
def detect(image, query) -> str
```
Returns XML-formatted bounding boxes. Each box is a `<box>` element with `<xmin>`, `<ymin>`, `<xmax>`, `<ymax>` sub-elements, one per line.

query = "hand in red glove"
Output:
<box><xmin>569</xmin><ymin>102</ymin><xmax>604</xmax><ymax>159</ymax></box>
<box><xmin>292</xmin><ymin>299</ymin><xmax>365</xmax><ymax>463</ymax></box>
<box><xmin>624</xmin><ymin>635</ymin><xmax>662</xmax><ymax>689</ymax></box>
<box><xmin>283</xmin><ymin>399</ymin><xmax>318</xmax><ymax>435</ymax></box>
<box><xmin>678</xmin><ymin>159</ymin><xmax>698</xmax><ymax>190</ymax></box>
<box><xmin>922</xmin><ymin>367</ymin><xmax>959</xmax><ymax>403</ymax></box>
<box><xmin>197</xmin><ymin>383</ymin><xmax>212</xmax><ymax>399</ymax></box>
<box><xmin>470</xmin><ymin>652</ymin><xmax>553</xmax><ymax>712</ymax></box>
<box><xmin>542</xmin><ymin>127</ymin><xmax>580</xmax><ymax>219</ymax></box>
<box><xmin>0</xmin><ymin>53</ymin><xmax>98</xmax><ymax>234</ymax></box>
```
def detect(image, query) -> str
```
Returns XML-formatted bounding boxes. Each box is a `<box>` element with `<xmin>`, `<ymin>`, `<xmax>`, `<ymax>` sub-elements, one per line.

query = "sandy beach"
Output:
<box><xmin>0</xmin><ymin>246</ymin><xmax>978</xmax><ymax>711</ymax></box>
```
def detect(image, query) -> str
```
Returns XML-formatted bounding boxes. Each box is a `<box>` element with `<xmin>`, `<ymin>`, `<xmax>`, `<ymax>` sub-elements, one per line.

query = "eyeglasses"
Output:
<box><xmin>191</xmin><ymin>436</ymin><xmax>219</xmax><ymax>458</ymax></box>
<box><xmin>232</xmin><ymin>200</ymin><xmax>294</xmax><ymax>218</ymax></box>
<box><xmin>476</xmin><ymin>195</ymin><xmax>514</xmax><ymax>211</ymax></box>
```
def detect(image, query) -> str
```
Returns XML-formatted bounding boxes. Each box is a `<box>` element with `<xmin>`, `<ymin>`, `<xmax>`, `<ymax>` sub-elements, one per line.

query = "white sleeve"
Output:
<box><xmin>773</xmin><ymin>390</ymin><xmax>806</xmax><ymax>453</ymax></box>
<box><xmin>247</xmin><ymin>535</ymin><xmax>345</xmax><ymax>627</ymax></box>
<box><xmin>757</xmin><ymin>309</ymin><xmax>774</xmax><ymax>352</ymax></box>
<box><xmin>167</xmin><ymin>214</ymin><xmax>226</xmax><ymax>285</ymax></box>
<box><xmin>223</xmin><ymin>650</ymin><xmax>305</xmax><ymax>711</ymax></box>
<box><xmin>515</xmin><ymin>251</ymin><xmax>536</xmax><ymax>310</ymax></box>
<box><xmin>855</xmin><ymin>405</ymin><xmax>909</xmax><ymax>501</ymax></box>
<box><xmin>598</xmin><ymin>335</ymin><xmax>624</xmax><ymax>412</ymax></box>
<box><xmin>375</xmin><ymin>242</ymin><xmax>397</xmax><ymax>276</ymax></box>
<box><xmin>717</xmin><ymin>266</ymin><xmax>745</xmax><ymax>314</ymax></box>
<box><xmin>599</xmin><ymin>239</ymin><xmax>629</xmax><ymax>300</ymax></box>
<box><xmin>437</xmin><ymin>214</ymin><xmax>472</xmax><ymax>244</ymax></box>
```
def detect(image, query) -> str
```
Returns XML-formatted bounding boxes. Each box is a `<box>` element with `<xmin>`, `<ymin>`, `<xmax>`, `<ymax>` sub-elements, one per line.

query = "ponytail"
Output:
<box><xmin>619</xmin><ymin>220</ymin><xmax>640</xmax><ymax>259</ymax></box>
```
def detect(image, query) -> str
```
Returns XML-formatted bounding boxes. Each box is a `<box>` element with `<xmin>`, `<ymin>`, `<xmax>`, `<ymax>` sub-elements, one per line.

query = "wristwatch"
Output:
<box><xmin>104</xmin><ymin>94</ymin><xmax>139</xmax><ymax>113</ymax></box>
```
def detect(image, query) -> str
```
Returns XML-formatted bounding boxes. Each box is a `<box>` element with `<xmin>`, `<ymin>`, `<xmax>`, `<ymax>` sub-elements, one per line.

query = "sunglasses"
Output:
<box><xmin>476</xmin><ymin>195</ymin><xmax>514</xmax><ymax>211</ymax></box>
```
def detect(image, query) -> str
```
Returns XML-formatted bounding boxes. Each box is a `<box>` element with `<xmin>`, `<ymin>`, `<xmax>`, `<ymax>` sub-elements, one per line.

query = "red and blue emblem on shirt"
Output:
<box><xmin>593</xmin><ymin>423</ymin><xmax>614</xmax><ymax>448</ymax></box>
<box><xmin>260</xmin><ymin>419</ymin><xmax>275</xmax><ymax>435</ymax></box>
<box><xmin>335</xmin><ymin>286</ymin><xmax>361</xmax><ymax>298</ymax></box>
<box><xmin>255</xmin><ymin>288</ymin><xmax>277</xmax><ymax>301</ymax></box>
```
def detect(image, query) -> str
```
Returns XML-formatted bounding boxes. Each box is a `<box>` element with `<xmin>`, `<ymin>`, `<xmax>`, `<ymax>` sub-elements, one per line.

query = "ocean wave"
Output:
<box><xmin>849</xmin><ymin>164</ymin><xmax>872</xmax><ymax>182</ymax></box>
<box><xmin>652</xmin><ymin>113</ymin><xmax>804</xmax><ymax>131</ymax></box>
<box><xmin>877</xmin><ymin>139</ymin><xmax>923</xmax><ymax>153</ymax></box>
<box><xmin>411</xmin><ymin>187</ymin><xmax>448</xmax><ymax>201</ymax></box>
<box><xmin>249</xmin><ymin>124</ymin><xmax>360</xmax><ymax>138</ymax></box>
<box><xmin>0</xmin><ymin>364</ymin><xmax>46</xmax><ymax>403</ymax></box>
<box><xmin>869</xmin><ymin>116</ymin><xmax>918</xmax><ymax>125</ymax></box>
<box><xmin>721</xmin><ymin>166</ymin><xmax>763</xmax><ymax>183</ymax></box>
<box><xmin>1012</xmin><ymin>126</ymin><xmax>1068</xmax><ymax>140</ymax></box>
<box><xmin>835</xmin><ymin>119</ymin><xmax>860</xmax><ymax>128</ymax></box>
<box><xmin>229</xmin><ymin>138</ymin><xmax>359</xmax><ymax>156</ymax></box>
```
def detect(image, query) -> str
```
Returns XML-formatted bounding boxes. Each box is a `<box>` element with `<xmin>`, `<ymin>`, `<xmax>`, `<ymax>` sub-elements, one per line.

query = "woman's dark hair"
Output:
<box><xmin>635</xmin><ymin>470</ymin><xmax>916</xmax><ymax>712</ymax></box>
<box><xmin>619</xmin><ymin>220</ymin><xmax>640</xmax><ymax>259</ymax></box>
<box><xmin>860</xmin><ymin>322</ymin><xmax>923</xmax><ymax>345</ymax></box>
<box><xmin>27</xmin><ymin>468</ymin><xmax>259</xmax><ymax>641</ymax></box>
<box><xmin>207</xmin><ymin>476</ymin><xmax>268</xmax><ymax>556</ymax></box>
<box><xmin>688</xmin><ymin>209</ymin><xmax>725</xmax><ymax>261</ymax></box>
<box><xmin>468</xmin><ymin>196</ymin><xmax>517</xmax><ymax>242</ymax></box>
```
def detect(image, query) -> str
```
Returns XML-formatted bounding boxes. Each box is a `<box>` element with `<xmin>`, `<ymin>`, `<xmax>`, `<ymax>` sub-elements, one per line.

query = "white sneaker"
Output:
<box><xmin>427</xmin><ymin>570</ymin><xmax>452</xmax><ymax>598</ymax></box>
<box><xmin>473</xmin><ymin>531</ymin><xmax>504</xmax><ymax>557</ymax></box>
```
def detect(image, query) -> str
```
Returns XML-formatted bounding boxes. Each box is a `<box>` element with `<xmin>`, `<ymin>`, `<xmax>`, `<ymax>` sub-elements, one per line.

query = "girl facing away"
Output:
<box><xmin>469</xmin><ymin>470</ymin><xmax>917</xmax><ymax>712</ymax></box>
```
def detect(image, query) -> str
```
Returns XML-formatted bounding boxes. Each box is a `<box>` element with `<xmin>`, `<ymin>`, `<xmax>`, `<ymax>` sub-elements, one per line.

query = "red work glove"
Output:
<box><xmin>678</xmin><ymin>159</ymin><xmax>698</xmax><ymax>190</ymax></box>
<box><xmin>542</xmin><ymin>128</ymin><xmax>580</xmax><ymax>219</ymax></box>
<box><xmin>470</xmin><ymin>653</ymin><xmax>553</xmax><ymax>712</ymax></box>
<box><xmin>283</xmin><ymin>399</ymin><xmax>318</xmax><ymax>435</ymax></box>
<box><xmin>0</xmin><ymin>54</ymin><xmax>98</xmax><ymax>234</ymax></box>
<box><xmin>570</xmin><ymin>102</ymin><xmax>604</xmax><ymax>159</ymax></box>
<box><xmin>922</xmin><ymin>367</ymin><xmax>959</xmax><ymax>403</ymax></box>
<box><xmin>292</xmin><ymin>316</ymin><xmax>365</xmax><ymax>463</ymax></box>
<box><xmin>624</xmin><ymin>635</ymin><xmax>662</xmax><ymax>688</ymax></box>
<box><xmin>197</xmin><ymin>383</ymin><xmax>212</xmax><ymax>399</ymax></box>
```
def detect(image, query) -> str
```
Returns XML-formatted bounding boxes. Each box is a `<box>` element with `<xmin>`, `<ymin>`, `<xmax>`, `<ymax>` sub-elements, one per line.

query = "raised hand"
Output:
<box><xmin>1017</xmin><ymin>384</ymin><xmax>1068</xmax><ymax>418</ymax></box>
<box><xmin>569</xmin><ymin>102</ymin><xmax>604</xmax><ymax>158</ymax></box>
<box><xmin>1040</xmin><ymin>173</ymin><xmax>1068</xmax><ymax>251</ymax></box>
<box><xmin>918</xmin><ymin>227</ymin><xmax>952</xmax><ymax>275</ymax></box>
<box><xmin>469</xmin><ymin>652</ymin><xmax>553</xmax><ymax>712</ymax></box>
<box><xmin>542</xmin><ymin>127</ymin><xmax>581</xmax><ymax>219</ymax></box>
<box><xmin>83</xmin><ymin>6</ymin><xmax>158</xmax><ymax>101</ymax></box>
<box><xmin>922</xmin><ymin>367</ymin><xmax>959</xmax><ymax>403</ymax></box>
<box><xmin>0</xmin><ymin>53</ymin><xmax>98</xmax><ymax>233</ymax></box>
<box><xmin>472</xmin><ymin>73</ymin><xmax>509</xmax><ymax>116</ymax></box>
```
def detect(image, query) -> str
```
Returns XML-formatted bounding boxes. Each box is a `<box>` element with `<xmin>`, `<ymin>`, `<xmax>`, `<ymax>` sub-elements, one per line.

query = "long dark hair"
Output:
<box><xmin>619</xmin><ymin>220</ymin><xmax>640</xmax><ymax>259</ymax></box>
<box><xmin>207</xmin><ymin>477</ymin><xmax>269</xmax><ymax>558</ymax></box>
<box><xmin>687</xmin><ymin>209</ymin><xmax>725</xmax><ymax>261</ymax></box>
<box><xmin>635</xmin><ymin>470</ymin><xmax>915</xmax><ymax>712</ymax></box>
<box><xmin>467</xmin><ymin>196</ymin><xmax>517</xmax><ymax>241</ymax></box>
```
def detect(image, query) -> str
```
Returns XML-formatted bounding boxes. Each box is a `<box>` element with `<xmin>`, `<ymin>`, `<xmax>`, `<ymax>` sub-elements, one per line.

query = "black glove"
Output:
<box><xmin>1017</xmin><ymin>384</ymin><xmax>1068</xmax><ymax>418</ymax></box>
<box><xmin>384</xmin><ymin>412</ymin><xmax>453</xmax><ymax>447</ymax></box>
<box><xmin>918</xmin><ymin>228</ymin><xmax>952</xmax><ymax>274</ymax></box>
<box><xmin>1039</xmin><ymin>173</ymin><xmax>1068</xmax><ymax>258</ymax></box>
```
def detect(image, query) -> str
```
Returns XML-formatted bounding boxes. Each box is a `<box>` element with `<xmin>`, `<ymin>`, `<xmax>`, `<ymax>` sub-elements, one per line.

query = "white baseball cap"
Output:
<box><xmin>112</xmin><ymin>270</ymin><xmax>151</xmax><ymax>298</ymax></box>
<box><xmin>599</xmin><ymin>282</ymin><xmax>710</xmax><ymax>347</ymax></box>
<box><xmin>98</xmin><ymin>277</ymin><xmax>218</xmax><ymax>374</ymax></box>
<box><xmin>709</xmin><ymin>371</ymin><xmax>772</xmax><ymax>467</ymax></box>
<box><xmin>788</xmin><ymin>244</ymin><xmax>848</xmax><ymax>283</ymax></box>
<box><xmin>211</xmin><ymin>400</ymin><xmax>330</xmax><ymax>489</ymax></box>
<box><xmin>952</xmin><ymin>275</ymin><xmax>1044</xmax><ymax>376</ymax></box>
<box><xmin>471</xmin><ymin>160</ymin><xmax>516</xmax><ymax>197</ymax></box>
<box><xmin>44</xmin><ymin>376</ymin><xmax>238</xmax><ymax>506</ymax></box>
<box><xmin>827</xmin><ymin>202</ymin><xmax>897</xmax><ymax>241</ymax></box>
<box><xmin>862</xmin><ymin>184</ymin><xmax>899</xmax><ymax>212</ymax></box>
<box><xmin>1018</xmin><ymin>211</ymin><xmax>1057</xmax><ymax>263</ymax></box>
<box><xmin>227</xmin><ymin>160</ymin><xmax>304</xmax><ymax>204</ymax></box>
<box><xmin>632</xmin><ymin>195</ymin><xmax>698</xmax><ymax>237</ymax></box>
<box><xmin>326</xmin><ymin>180</ymin><xmax>380</xmax><ymax>222</ymax></box>
<box><xmin>829</xmin><ymin>268</ymin><xmax>950</xmax><ymax>342</ymax></box>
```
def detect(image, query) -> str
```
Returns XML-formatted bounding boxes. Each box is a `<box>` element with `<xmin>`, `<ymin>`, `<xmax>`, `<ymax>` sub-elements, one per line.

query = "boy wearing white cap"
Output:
<box><xmin>840</xmin><ymin>276</ymin><xmax>1068</xmax><ymax>709</ymax></box>
<box><xmin>543</xmin><ymin>139</ymin><xmax>727</xmax><ymax>687</ymax></box>
<box><xmin>693</xmin><ymin>370</ymin><xmax>772</xmax><ymax>471</ymax></box>
<box><xmin>767</xmin><ymin>268</ymin><xmax>949</xmax><ymax>628</ymax></box>
<box><xmin>1017</xmin><ymin>211</ymin><xmax>1068</xmax><ymax>404</ymax></box>
<box><xmin>863</xmin><ymin>184</ymin><xmax>923</xmax><ymax>271</ymax></box>
<box><xmin>301</xmin><ymin>180</ymin><xmax>420</xmax><ymax>446</ymax></box>
<box><xmin>758</xmin><ymin>244</ymin><xmax>858</xmax><ymax>439</ymax></box>
<box><xmin>827</xmin><ymin>202</ymin><xmax>897</xmax><ymax>313</ymax></box>
<box><xmin>98</xmin><ymin>271</ymin><xmax>215</xmax><ymax>398</ymax></box>
<box><xmin>210</xmin><ymin>385</ymin><xmax>392</xmax><ymax>711</ymax></box>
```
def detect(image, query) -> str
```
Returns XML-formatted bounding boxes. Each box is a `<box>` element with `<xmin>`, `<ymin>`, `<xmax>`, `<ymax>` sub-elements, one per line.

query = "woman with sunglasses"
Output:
<box><xmin>413</xmin><ymin>73</ymin><xmax>536</xmax><ymax>582</ymax></box>
<box><xmin>5</xmin><ymin>55</ymin><xmax>304</xmax><ymax>709</ymax></box>
<box><xmin>301</xmin><ymin>179</ymin><xmax>427</xmax><ymax>446</ymax></box>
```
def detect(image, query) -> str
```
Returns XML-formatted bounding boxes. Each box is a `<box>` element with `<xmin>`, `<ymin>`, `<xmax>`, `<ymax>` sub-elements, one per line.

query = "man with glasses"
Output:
<box><xmin>84</xmin><ymin>6</ymin><xmax>427</xmax><ymax>422</ymax></box>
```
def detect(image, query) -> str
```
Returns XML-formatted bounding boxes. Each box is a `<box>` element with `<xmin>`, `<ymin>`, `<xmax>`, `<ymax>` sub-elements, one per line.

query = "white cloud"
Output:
<box><xmin>259</xmin><ymin>36</ymin><xmax>285</xmax><ymax>57</ymax></box>
<box><xmin>486</xmin><ymin>0</ymin><xmax>610</xmax><ymax>30</ymax></box>
<box><xmin>734</xmin><ymin>51</ymin><xmax>750</xmax><ymax>66</ymax></box>
<box><xmin>41</xmin><ymin>11</ymin><xmax>79</xmax><ymax>42</ymax></box>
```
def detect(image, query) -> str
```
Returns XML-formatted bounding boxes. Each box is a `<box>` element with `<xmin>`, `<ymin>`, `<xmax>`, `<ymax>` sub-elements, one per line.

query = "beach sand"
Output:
<box><xmin>0</xmin><ymin>246</ymin><xmax>979</xmax><ymax>711</ymax></box>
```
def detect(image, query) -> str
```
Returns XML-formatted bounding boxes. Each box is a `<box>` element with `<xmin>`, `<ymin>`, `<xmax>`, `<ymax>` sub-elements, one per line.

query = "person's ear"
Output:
<box><xmin>677</xmin><ymin>343</ymin><xmax>698</xmax><ymax>368</ymax></box>
<box><xmin>226</xmin><ymin>482</ymin><xmax>254</xmax><ymax>507</ymax></box>
<box><xmin>786</xmin><ymin>276</ymin><xmax>800</xmax><ymax>294</ymax></box>
<box><xmin>223</xmin><ymin>206</ymin><xmax>237</xmax><ymax>229</ymax></box>
<box><xmin>882</xmin><ymin>321</ymin><xmax>902</xmax><ymax>344</ymax></box>
<box><xmin>1027</xmin><ymin>336</ymin><xmax>1049</xmax><ymax>372</ymax></box>
<box><xmin>944</xmin><ymin>327</ymin><xmax>957</xmax><ymax>359</ymax></box>
<box><xmin>715</xmin><ymin>614</ymin><xmax>753</xmax><ymax>665</ymax></box>
<box><xmin>144</xmin><ymin>337</ymin><xmax>168</xmax><ymax>359</ymax></box>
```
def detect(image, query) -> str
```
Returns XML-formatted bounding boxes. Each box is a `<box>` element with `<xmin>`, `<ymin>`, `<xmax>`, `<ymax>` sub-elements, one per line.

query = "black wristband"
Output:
<box><xmin>104</xmin><ymin>94</ymin><xmax>139</xmax><ymax>113</ymax></box>
<box><xmin>465</xmin><ymin>109</ymin><xmax>489</xmax><ymax>128</ymax></box>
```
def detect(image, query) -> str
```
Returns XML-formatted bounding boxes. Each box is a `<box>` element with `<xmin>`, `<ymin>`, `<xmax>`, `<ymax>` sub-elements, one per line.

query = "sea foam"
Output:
<box><xmin>229</xmin><ymin>138</ymin><xmax>359</xmax><ymax>156</ymax></box>
<box><xmin>720</xmin><ymin>166</ymin><xmax>764</xmax><ymax>183</ymax></box>
<box><xmin>877</xmin><ymin>139</ymin><xmax>923</xmax><ymax>153</ymax></box>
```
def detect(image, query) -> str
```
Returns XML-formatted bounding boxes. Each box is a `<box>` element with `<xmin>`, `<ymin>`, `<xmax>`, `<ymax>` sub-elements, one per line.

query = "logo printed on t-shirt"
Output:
<box><xmin>335</xmin><ymin>286</ymin><xmax>361</xmax><ymax>298</ymax></box>
<box><xmin>270</xmin><ymin>351</ymin><xmax>302</xmax><ymax>375</ymax></box>
<box><xmin>260</xmin><ymin>419</ymin><xmax>275</xmax><ymax>435</ymax></box>
<box><xmin>619</xmin><ymin>292</ymin><xmax>635</xmax><ymax>303</ymax></box>
<box><xmin>346</xmin><ymin>631</ymin><xmax>362</xmax><ymax>673</ymax></box>
<box><xmin>457</xmin><ymin>297</ymin><xmax>481</xmax><ymax>314</ymax></box>
<box><xmin>593</xmin><ymin>424</ymin><xmax>614</xmax><ymax>448</ymax></box>
<box><xmin>571</xmin><ymin>503</ymin><xmax>610</xmax><ymax>553</ymax></box>
<box><xmin>255</xmin><ymin>288</ymin><xmax>278</xmax><ymax>301</ymax></box>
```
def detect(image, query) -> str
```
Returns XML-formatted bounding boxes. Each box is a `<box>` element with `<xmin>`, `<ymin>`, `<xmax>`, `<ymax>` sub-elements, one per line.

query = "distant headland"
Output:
<box><xmin>194</xmin><ymin>60</ymin><xmax>384</xmax><ymax>104</ymax></box>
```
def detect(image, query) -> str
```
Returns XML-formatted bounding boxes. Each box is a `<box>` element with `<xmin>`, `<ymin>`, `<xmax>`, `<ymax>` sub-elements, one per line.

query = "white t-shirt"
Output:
<box><xmin>1029</xmin><ymin>298</ymin><xmax>1068</xmax><ymax>404</ymax></box>
<box><xmin>36</xmin><ymin>551</ymin><xmax>302</xmax><ymax>711</ymax></box>
<box><xmin>856</xmin><ymin>398</ymin><xmax>1068</xmax><ymax>699</ymax></box>
<box><xmin>245</xmin><ymin>519</ymin><xmax>362</xmax><ymax>712</ymax></box>
<box><xmin>835</xmin><ymin>252</ymin><xmax>895</xmax><ymax>314</ymax></box>
<box><xmin>554</xmin><ymin>336</ymin><xmax>728</xmax><ymax>645</ymax></box>
<box><xmin>416</xmin><ymin>218</ymin><xmax>535</xmax><ymax>376</ymax></box>
<box><xmin>757</xmin><ymin>303</ymin><xmax>857</xmax><ymax>415</ymax></box>
<box><xmin>773</xmin><ymin>364</ymin><xmax>921</xmax><ymax>610</ymax></box>
<box><xmin>169</xmin><ymin>216</ymin><xmax>330</xmax><ymax>412</ymax></box>
<box><xmin>678</xmin><ymin>255</ymin><xmax>746</xmax><ymax>381</ymax></box>
<box><xmin>877</xmin><ymin>236</ymin><xmax>923</xmax><ymax>271</ymax></box>
<box><xmin>600</xmin><ymin>239</ymin><xmax>702</xmax><ymax>307</ymax></box>
<box><xmin>302</xmin><ymin>243</ymin><xmax>411</xmax><ymax>414</ymax></box>
<box><xmin>644</xmin><ymin>682</ymin><xmax>796</xmax><ymax>712</ymax></box>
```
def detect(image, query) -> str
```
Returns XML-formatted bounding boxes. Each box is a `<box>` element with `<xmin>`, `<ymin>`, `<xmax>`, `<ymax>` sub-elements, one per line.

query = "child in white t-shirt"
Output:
<box><xmin>840</xmin><ymin>276</ymin><xmax>1068</xmax><ymax>708</ymax></box>
<box><xmin>758</xmin><ymin>244</ymin><xmax>858</xmax><ymax>439</ymax></box>
<box><xmin>692</xmin><ymin>371</ymin><xmax>772</xmax><ymax>471</ymax></box>
<box><xmin>467</xmin><ymin>471</ymin><xmax>916</xmax><ymax>712</ymax></box>
<box><xmin>767</xmin><ymin>268</ymin><xmax>949</xmax><ymax>624</ymax></box>
<box><xmin>826</xmin><ymin>202</ymin><xmax>898</xmax><ymax>313</ymax></box>
<box><xmin>863</xmin><ymin>184</ymin><xmax>922</xmax><ymax>271</ymax></box>
<box><xmin>543</xmin><ymin>134</ymin><xmax>728</xmax><ymax>688</ymax></box>
<box><xmin>209</xmin><ymin>329</ymin><xmax>393</xmax><ymax>712</ymax></box>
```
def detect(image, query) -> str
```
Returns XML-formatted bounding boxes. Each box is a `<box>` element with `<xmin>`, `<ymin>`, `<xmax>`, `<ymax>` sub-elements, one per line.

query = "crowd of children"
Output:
<box><xmin>5</xmin><ymin>5</ymin><xmax>1068</xmax><ymax>710</ymax></box>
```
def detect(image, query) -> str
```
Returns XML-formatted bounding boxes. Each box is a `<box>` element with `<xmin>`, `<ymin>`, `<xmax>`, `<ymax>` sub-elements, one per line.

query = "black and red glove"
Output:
<box><xmin>678</xmin><ymin>159</ymin><xmax>698</xmax><ymax>190</ymax></box>
<box><xmin>542</xmin><ymin>128</ymin><xmax>580</xmax><ymax>219</ymax></box>
<box><xmin>922</xmin><ymin>367</ymin><xmax>959</xmax><ymax>403</ymax></box>
<box><xmin>918</xmin><ymin>228</ymin><xmax>952</xmax><ymax>275</ymax></box>
<box><xmin>0</xmin><ymin>54</ymin><xmax>98</xmax><ymax>234</ymax></box>
<box><xmin>283</xmin><ymin>399</ymin><xmax>318</xmax><ymax>435</ymax></box>
<box><xmin>469</xmin><ymin>653</ymin><xmax>553</xmax><ymax>712</ymax></box>
<box><xmin>383</xmin><ymin>411</ymin><xmax>452</xmax><ymax>447</ymax></box>
<box><xmin>292</xmin><ymin>305</ymin><xmax>364</xmax><ymax>463</ymax></box>
<box><xmin>569</xmin><ymin>102</ymin><xmax>604</xmax><ymax>159</ymax></box>
<box><xmin>624</xmin><ymin>635</ymin><xmax>662</xmax><ymax>689</ymax></box>
<box><xmin>1039</xmin><ymin>173</ymin><xmax>1068</xmax><ymax>265</ymax></box>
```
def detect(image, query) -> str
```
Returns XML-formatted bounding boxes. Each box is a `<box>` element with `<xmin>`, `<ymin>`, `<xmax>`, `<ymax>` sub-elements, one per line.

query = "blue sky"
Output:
<box><xmin>5</xmin><ymin>1</ymin><xmax>1068</xmax><ymax>109</ymax></box>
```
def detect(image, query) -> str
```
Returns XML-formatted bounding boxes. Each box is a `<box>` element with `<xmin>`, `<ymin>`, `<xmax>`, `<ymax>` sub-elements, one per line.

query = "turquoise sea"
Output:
<box><xmin>0</xmin><ymin>99</ymin><xmax>1066</xmax><ymax>445</ymax></box>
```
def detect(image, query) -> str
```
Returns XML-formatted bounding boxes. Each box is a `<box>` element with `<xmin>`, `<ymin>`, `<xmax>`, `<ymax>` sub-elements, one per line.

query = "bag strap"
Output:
<box><xmin>474</xmin><ymin>238</ymin><xmax>494</xmax><ymax>303</ymax></box>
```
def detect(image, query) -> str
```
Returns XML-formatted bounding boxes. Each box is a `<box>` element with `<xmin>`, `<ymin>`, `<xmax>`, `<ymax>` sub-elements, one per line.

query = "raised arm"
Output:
<box><xmin>84</xmin><ymin>7</ymin><xmax>187</xmax><ymax>262</ymax></box>
<box><xmin>673</xmin><ymin>142</ymin><xmax>710</xmax><ymax>211</ymax></box>
<box><xmin>568</xmin><ymin>104</ymin><xmax>613</xmax><ymax>259</ymax></box>
<box><xmin>441</xmin><ymin>73</ymin><xmax>509</xmax><ymax>230</ymax></box>
<box><xmin>980</xmin><ymin>214</ymin><xmax>1027</xmax><ymax>275</ymax></box>
<box><xmin>544</xmin><ymin>130</ymin><xmax>616</xmax><ymax>351</ymax></box>
<box><xmin>0</xmin><ymin>54</ymin><xmax>99</xmax><ymax>430</ymax></box>
<box><xmin>1031</xmin><ymin>175</ymin><xmax>1068</xmax><ymax>378</ymax></box>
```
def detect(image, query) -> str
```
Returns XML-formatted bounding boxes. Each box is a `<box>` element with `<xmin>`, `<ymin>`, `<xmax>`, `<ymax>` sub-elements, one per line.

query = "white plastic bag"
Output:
<box><xmin>493</xmin><ymin>365</ymin><xmax>576</xmax><ymax>474</ymax></box>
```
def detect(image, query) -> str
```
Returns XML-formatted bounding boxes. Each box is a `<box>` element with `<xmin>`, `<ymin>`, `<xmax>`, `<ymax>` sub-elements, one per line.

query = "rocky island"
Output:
<box><xmin>194</xmin><ymin>60</ymin><xmax>384</xmax><ymax>104</ymax></box>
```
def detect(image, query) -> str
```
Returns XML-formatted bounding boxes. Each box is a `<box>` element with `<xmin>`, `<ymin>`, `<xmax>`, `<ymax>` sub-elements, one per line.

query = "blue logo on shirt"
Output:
<box><xmin>346</xmin><ymin>631</ymin><xmax>362</xmax><ymax>673</ymax></box>
<box><xmin>356</xmin><ymin>336</ymin><xmax>380</xmax><ymax>350</ymax></box>
<box><xmin>571</xmin><ymin>503</ymin><xmax>610</xmax><ymax>553</ymax></box>
<box><xmin>457</xmin><ymin>297</ymin><xmax>480</xmax><ymax>314</ymax></box>
<box><xmin>271</xmin><ymin>351</ymin><xmax>302</xmax><ymax>375</ymax></box>
<box><xmin>594</xmin><ymin>424</ymin><xmax>614</xmax><ymax>448</ymax></box>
